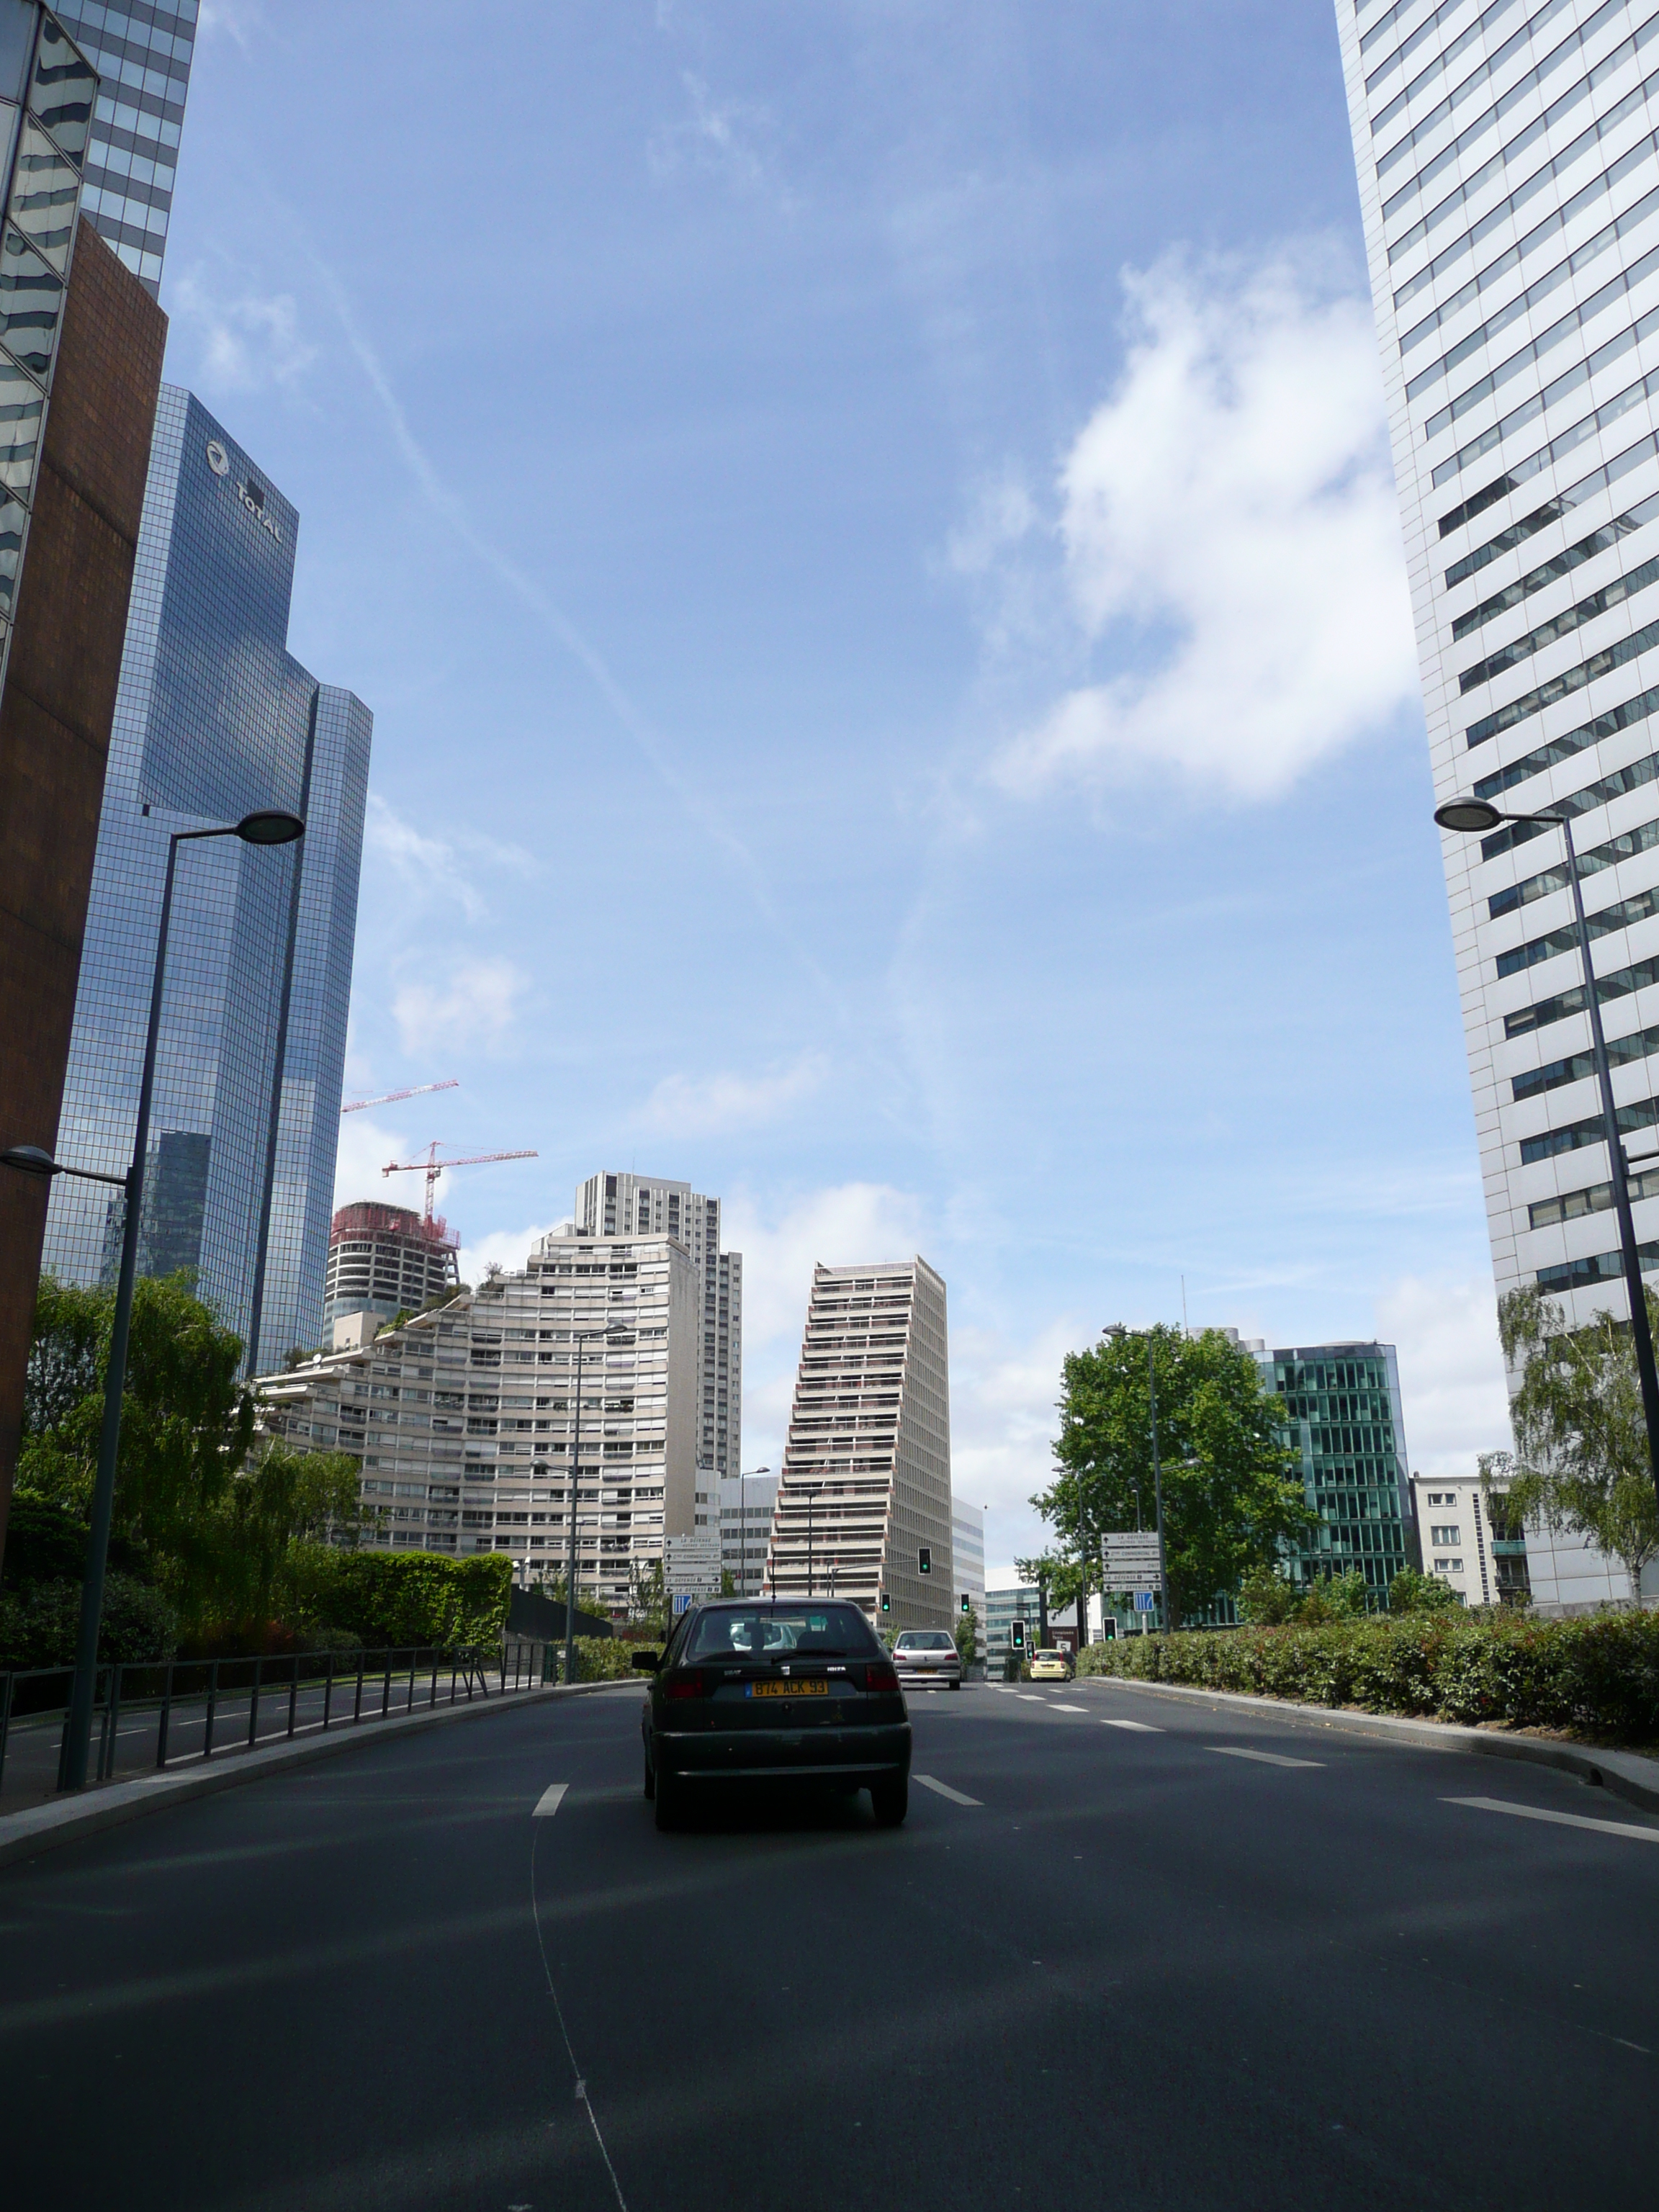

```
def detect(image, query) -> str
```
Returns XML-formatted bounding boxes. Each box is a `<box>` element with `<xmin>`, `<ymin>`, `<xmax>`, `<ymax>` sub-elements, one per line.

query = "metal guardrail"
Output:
<box><xmin>0</xmin><ymin>1638</ymin><xmax>554</xmax><ymax>1813</ymax></box>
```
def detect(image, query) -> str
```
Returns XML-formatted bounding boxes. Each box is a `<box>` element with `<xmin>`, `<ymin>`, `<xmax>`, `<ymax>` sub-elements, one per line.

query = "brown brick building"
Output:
<box><xmin>0</xmin><ymin>219</ymin><xmax>166</xmax><ymax>1567</ymax></box>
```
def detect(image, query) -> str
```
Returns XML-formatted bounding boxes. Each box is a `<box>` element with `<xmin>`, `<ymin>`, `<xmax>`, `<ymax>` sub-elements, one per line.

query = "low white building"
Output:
<box><xmin>1408</xmin><ymin>1473</ymin><xmax>1530</xmax><ymax>1611</ymax></box>
<box><xmin>256</xmin><ymin>1227</ymin><xmax>698</xmax><ymax>1608</ymax></box>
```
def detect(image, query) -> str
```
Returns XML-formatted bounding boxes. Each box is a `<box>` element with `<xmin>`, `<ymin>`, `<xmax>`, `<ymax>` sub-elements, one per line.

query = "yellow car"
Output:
<box><xmin>1028</xmin><ymin>1647</ymin><xmax>1075</xmax><ymax>1682</ymax></box>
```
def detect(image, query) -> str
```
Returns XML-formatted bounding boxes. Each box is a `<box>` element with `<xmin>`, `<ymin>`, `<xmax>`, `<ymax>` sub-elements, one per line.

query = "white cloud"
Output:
<box><xmin>650</xmin><ymin>72</ymin><xmax>779</xmax><ymax>194</ymax></box>
<box><xmin>391</xmin><ymin>958</ymin><xmax>529</xmax><ymax>1058</ymax></box>
<box><xmin>638</xmin><ymin>1054</ymin><xmax>827</xmax><ymax>1138</ymax></box>
<box><xmin>992</xmin><ymin>246</ymin><xmax>1417</xmax><ymax>801</ymax></box>
<box><xmin>458</xmin><ymin>1222</ymin><xmax>562</xmax><ymax>1288</ymax></box>
<box><xmin>945</xmin><ymin>466</ymin><xmax>1038</xmax><ymax>578</ymax></box>
<box><xmin>951</xmin><ymin>1317</ymin><xmax>1082</xmax><ymax>1585</ymax></box>
<box><xmin>331</xmin><ymin>1112</ymin><xmax>405</xmax><ymax>1213</ymax></box>
<box><xmin>171</xmin><ymin>269</ymin><xmax>315</xmax><ymax>394</ymax></box>
<box><xmin>725</xmin><ymin>1182</ymin><xmax>931</xmax><ymax>1355</ymax></box>
<box><xmin>364</xmin><ymin>794</ymin><xmax>534</xmax><ymax>925</ymax></box>
<box><xmin>1375</xmin><ymin>1274</ymin><xmax>1513</xmax><ymax>1480</ymax></box>
<box><xmin>198</xmin><ymin>1</ymin><xmax>262</xmax><ymax>43</ymax></box>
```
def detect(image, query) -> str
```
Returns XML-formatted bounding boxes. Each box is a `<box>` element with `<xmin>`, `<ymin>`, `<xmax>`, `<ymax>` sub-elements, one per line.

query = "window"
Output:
<box><xmin>1431</xmin><ymin>1524</ymin><xmax>1461</xmax><ymax>1545</ymax></box>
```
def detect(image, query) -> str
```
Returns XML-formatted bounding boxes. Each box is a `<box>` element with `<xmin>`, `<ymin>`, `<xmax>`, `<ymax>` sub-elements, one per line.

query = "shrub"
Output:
<box><xmin>570</xmin><ymin>1637</ymin><xmax>656</xmax><ymax>1683</ymax></box>
<box><xmin>1076</xmin><ymin>1610</ymin><xmax>1659</xmax><ymax>1744</ymax></box>
<box><xmin>278</xmin><ymin>1548</ymin><xmax>512</xmax><ymax>1649</ymax></box>
<box><xmin>0</xmin><ymin>1571</ymin><xmax>178</xmax><ymax>1670</ymax></box>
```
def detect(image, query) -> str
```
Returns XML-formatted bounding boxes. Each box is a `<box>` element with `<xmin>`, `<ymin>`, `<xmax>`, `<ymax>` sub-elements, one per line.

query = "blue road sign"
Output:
<box><xmin>1134</xmin><ymin>1590</ymin><xmax>1157</xmax><ymax>1612</ymax></box>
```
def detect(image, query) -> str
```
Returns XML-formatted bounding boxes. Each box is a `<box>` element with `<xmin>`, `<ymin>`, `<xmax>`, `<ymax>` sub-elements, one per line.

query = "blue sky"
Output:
<box><xmin>168</xmin><ymin>1</ymin><xmax>1510</xmax><ymax>1577</ymax></box>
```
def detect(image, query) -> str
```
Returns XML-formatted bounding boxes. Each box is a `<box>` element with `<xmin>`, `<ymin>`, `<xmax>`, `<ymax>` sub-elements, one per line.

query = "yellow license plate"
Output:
<box><xmin>749</xmin><ymin>1678</ymin><xmax>828</xmax><ymax>1697</ymax></box>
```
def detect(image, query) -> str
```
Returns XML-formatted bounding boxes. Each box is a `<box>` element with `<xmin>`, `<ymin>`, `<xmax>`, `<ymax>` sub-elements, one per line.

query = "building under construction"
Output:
<box><xmin>323</xmin><ymin>1202</ymin><xmax>459</xmax><ymax>1339</ymax></box>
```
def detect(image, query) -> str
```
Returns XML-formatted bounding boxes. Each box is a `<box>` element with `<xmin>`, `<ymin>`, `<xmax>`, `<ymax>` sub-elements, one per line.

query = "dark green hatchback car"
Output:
<box><xmin>636</xmin><ymin>1599</ymin><xmax>912</xmax><ymax>1829</ymax></box>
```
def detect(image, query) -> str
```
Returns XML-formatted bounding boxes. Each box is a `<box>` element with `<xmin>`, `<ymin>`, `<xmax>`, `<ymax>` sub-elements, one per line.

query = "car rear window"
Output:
<box><xmin>685</xmin><ymin>1604</ymin><xmax>876</xmax><ymax>1660</ymax></box>
<box><xmin>899</xmin><ymin>1632</ymin><xmax>955</xmax><ymax>1651</ymax></box>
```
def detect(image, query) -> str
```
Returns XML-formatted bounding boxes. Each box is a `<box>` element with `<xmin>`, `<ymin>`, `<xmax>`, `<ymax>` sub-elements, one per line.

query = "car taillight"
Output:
<box><xmin>664</xmin><ymin>1671</ymin><xmax>705</xmax><ymax>1701</ymax></box>
<box><xmin>863</xmin><ymin>1660</ymin><xmax>899</xmax><ymax>1692</ymax></box>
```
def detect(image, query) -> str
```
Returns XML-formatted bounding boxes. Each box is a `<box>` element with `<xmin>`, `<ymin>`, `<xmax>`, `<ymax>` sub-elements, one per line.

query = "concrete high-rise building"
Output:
<box><xmin>323</xmin><ymin>1201</ymin><xmax>459</xmax><ymax>1338</ymax></box>
<box><xmin>769</xmin><ymin>1258</ymin><xmax>953</xmax><ymax>1629</ymax></box>
<box><xmin>41</xmin><ymin>387</ymin><xmax>372</xmax><ymax>1373</ymax></box>
<box><xmin>53</xmin><ymin>0</ymin><xmax>195</xmax><ymax>297</ymax></box>
<box><xmin>575</xmin><ymin>1172</ymin><xmax>741</xmax><ymax>1479</ymax></box>
<box><xmin>257</xmin><ymin>1230</ymin><xmax>698</xmax><ymax>1605</ymax></box>
<box><xmin>1338</xmin><ymin>0</ymin><xmax>1659</xmax><ymax>1604</ymax></box>
<box><xmin>709</xmin><ymin>1467</ymin><xmax>775</xmax><ymax>1594</ymax></box>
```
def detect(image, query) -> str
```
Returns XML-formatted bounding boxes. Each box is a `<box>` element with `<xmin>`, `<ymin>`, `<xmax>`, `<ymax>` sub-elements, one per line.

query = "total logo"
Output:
<box><xmin>204</xmin><ymin>436</ymin><xmax>282</xmax><ymax>544</ymax></box>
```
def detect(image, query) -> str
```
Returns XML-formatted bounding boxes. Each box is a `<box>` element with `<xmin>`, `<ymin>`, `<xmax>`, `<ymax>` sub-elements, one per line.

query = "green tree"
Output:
<box><xmin>201</xmin><ymin>1440</ymin><xmax>364</xmax><ymax>1641</ymax></box>
<box><xmin>1236</xmin><ymin>1563</ymin><xmax>1298</xmax><ymax>1625</ymax></box>
<box><xmin>953</xmin><ymin>1606</ymin><xmax>979</xmax><ymax>1665</ymax></box>
<box><xmin>19</xmin><ymin>1274</ymin><xmax>255</xmax><ymax>1609</ymax></box>
<box><xmin>1035</xmin><ymin>1323</ymin><xmax>1310</xmax><ymax>1629</ymax></box>
<box><xmin>1388</xmin><ymin>1565</ymin><xmax>1461</xmax><ymax>1614</ymax></box>
<box><xmin>1499</xmin><ymin>1286</ymin><xmax>1659</xmax><ymax>1599</ymax></box>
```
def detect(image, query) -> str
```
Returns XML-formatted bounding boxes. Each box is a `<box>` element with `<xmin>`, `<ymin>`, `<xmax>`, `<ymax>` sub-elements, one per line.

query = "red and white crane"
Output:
<box><xmin>341</xmin><ymin>1079</ymin><xmax>459</xmax><ymax>1115</ymax></box>
<box><xmin>382</xmin><ymin>1140</ymin><xmax>538</xmax><ymax>1226</ymax></box>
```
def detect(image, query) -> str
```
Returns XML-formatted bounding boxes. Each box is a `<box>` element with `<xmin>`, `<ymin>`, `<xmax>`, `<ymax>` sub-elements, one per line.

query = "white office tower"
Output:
<box><xmin>770</xmin><ymin>1259</ymin><xmax>953</xmax><ymax>1630</ymax></box>
<box><xmin>710</xmin><ymin>1468</ymin><xmax>777</xmax><ymax>1593</ymax></box>
<box><xmin>952</xmin><ymin>1498</ymin><xmax>986</xmax><ymax>1635</ymax></box>
<box><xmin>255</xmin><ymin>1231</ymin><xmax>697</xmax><ymax>1606</ymax></box>
<box><xmin>575</xmin><ymin>1172</ymin><xmax>742</xmax><ymax>1480</ymax></box>
<box><xmin>1339</xmin><ymin>0</ymin><xmax>1659</xmax><ymax>1606</ymax></box>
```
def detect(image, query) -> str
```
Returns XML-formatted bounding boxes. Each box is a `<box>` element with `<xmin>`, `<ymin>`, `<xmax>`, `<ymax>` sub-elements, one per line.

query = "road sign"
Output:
<box><xmin>1134</xmin><ymin>1590</ymin><xmax>1158</xmax><ymax>1613</ymax></box>
<box><xmin>673</xmin><ymin>1592</ymin><xmax>695</xmax><ymax>1616</ymax></box>
<box><xmin>1102</xmin><ymin>1533</ymin><xmax>1163</xmax><ymax>1591</ymax></box>
<box><xmin>665</xmin><ymin>1534</ymin><xmax>721</xmax><ymax>1596</ymax></box>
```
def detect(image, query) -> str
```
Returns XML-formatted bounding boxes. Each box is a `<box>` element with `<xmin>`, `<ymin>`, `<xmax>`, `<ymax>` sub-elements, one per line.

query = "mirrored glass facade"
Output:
<box><xmin>42</xmin><ymin>385</ymin><xmax>372</xmax><ymax>1372</ymax></box>
<box><xmin>1253</xmin><ymin>1341</ymin><xmax>1413</xmax><ymax>1603</ymax></box>
<box><xmin>51</xmin><ymin>0</ymin><xmax>192</xmax><ymax>297</ymax></box>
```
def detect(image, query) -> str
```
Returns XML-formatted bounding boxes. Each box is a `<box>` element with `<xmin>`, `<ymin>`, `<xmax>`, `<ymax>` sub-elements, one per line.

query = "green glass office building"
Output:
<box><xmin>1253</xmin><ymin>1340</ymin><xmax>1414</xmax><ymax>1602</ymax></box>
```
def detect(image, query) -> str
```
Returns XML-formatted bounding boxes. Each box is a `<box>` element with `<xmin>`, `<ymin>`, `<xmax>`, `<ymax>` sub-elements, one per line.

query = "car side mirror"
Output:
<box><xmin>632</xmin><ymin>1650</ymin><xmax>662</xmax><ymax>1672</ymax></box>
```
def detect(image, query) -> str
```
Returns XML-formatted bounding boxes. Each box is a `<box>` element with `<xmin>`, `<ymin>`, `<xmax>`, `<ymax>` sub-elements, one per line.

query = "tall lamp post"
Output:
<box><xmin>2</xmin><ymin>808</ymin><xmax>305</xmax><ymax>1791</ymax></box>
<box><xmin>1434</xmin><ymin>796</ymin><xmax>1659</xmax><ymax>1509</ymax></box>
<box><xmin>562</xmin><ymin>1322</ymin><xmax>626</xmax><ymax>1689</ymax></box>
<box><xmin>737</xmin><ymin>1464</ymin><xmax>769</xmax><ymax>1597</ymax></box>
<box><xmin>1106</xmin><ymin>1322</ymin><xmax>1172</xmax><ymax>1635</ymax></box>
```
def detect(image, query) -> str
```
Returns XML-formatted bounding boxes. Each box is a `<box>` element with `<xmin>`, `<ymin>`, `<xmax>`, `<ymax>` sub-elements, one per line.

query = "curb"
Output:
<box><xmin>1071</xmin><ymin>1673</ymin><xmax>1659</xmax><ymax>1813</ymax></box>
<box><xmin>0</xmin><ymin>1676</ymin><xmax>646</xmax><ymax>1873</ymax></box>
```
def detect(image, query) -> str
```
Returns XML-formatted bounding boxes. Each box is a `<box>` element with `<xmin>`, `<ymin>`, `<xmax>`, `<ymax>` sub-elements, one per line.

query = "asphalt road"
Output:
<box><xmin>2</xmin><ymin>1674</ymin><xmax>1657</xmax><ymax>2210</ymax></box>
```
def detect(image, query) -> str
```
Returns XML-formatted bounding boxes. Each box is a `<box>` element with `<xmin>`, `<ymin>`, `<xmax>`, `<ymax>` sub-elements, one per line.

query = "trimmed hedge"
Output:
<box><xmin>281</xmin><ymin>1548</ymin><xmax>512</xmax><ymax>1649</ymax></box>
<box><xmin>1079</xmin><ymin>1611</ymin><xmax>1659</xmax><ymax>1745</ymax></box>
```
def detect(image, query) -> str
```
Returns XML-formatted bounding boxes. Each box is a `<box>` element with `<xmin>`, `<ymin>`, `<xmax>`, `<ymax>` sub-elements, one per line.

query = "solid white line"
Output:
<box><xmin>914</xmin><ymin>1773</ymin><xmax>983</xmax><ymax>1807</ymax></box>
<box><xmin>1208</xmin><ymin>1746</ymin><xmax>1323</xmax><ymax>1770</ymax></box>
<box><xmin>532</xmin><ymin>1782</ymin><xmax>570</xmax><ymax>1818</ymax></box>
<box><xmin>1100</xmin><ymin>1718</ymin><xmax>1162</xmax><ymax>1733</ymax></box>
<box><xmin>1051</xmin><ymin>1703</ymin><xmax>1090</xmax><ymax>1714</ymax></box>
<box><xmin>1446</xmin><ymin>1794</ymin><xmax>1659</xmax><ymax>1843</ymax></box>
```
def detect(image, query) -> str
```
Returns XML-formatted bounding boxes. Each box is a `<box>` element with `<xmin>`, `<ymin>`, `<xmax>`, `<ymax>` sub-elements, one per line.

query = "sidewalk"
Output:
<box><xmin>1074</xmin><ymin>1673</ymin><xmax>1659</xmax><ymax>1813</ymax></box>
<box><xmin>0</xmin><ymin>1676</ymin><xmax>645</xmax><ymax>1872</ymax></box>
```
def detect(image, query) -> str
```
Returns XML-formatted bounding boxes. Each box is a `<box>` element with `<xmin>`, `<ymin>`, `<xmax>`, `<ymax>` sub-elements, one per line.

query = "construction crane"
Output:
<box><xmin>382</xmin><ymin>1140</ymin><xmax>538</xmax><ymax>1226</ymax></box>
<box><xmin>341</xmin><ymin>1079</ymin><xmax>459</xmax><ymax>1115</ymax></box>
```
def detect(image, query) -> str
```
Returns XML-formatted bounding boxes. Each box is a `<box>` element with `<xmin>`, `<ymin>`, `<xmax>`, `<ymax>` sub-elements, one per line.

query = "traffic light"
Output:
<box><xmin>1101</xmin><ymin>1617</ymin><xmax>1117</xmax><ymax>1642</ymax></box>
<box><xmin>918</xmin><ymin>1545</ymin><xmax>932</xmax><ymax>1575</ymax></box>
<box><xmin>879</xmin><ymin>1591</ymin><xmax>891</xmax><ymax>1614</ymax></box>
<box><xmin>1010</xmin><ymin>1616</ymin><xmax>1025</xmax><ymax>1650</ymax></box>
<box><xmin>960</xmin><ymin>1592</ymin><xmax>971</xmax><ymax>1614</ymax></box>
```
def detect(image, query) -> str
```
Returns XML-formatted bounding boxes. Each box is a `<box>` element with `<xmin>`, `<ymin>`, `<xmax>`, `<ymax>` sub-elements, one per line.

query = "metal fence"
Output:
<box><xmin>0</xmin><ymin>1639</ymin><xmax>554</xmax><ymax>1816</ymax></box>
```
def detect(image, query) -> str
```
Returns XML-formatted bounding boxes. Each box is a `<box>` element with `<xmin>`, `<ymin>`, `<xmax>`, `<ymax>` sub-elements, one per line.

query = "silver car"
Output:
<box><xmin>892</xmin><ymin>1629</ymin><xmax>962</xmax><ymax>1690</ymax></box>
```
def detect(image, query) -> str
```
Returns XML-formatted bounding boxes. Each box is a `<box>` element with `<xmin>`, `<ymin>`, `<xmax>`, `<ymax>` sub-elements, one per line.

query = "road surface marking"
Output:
<box><xmin>914</xmin><ymin>1773</ymin><xmax>983</xmax><ymax>1807</ymax></box>
<box><xmin>1446</xmin><ymin>1795</ymin><xmax>1659</xmax><ymax>1843</ymax></box>
<box><xmin>533</xmin><ymin>1782</ymin><xmax>570</xmax><ymax>1818</ymax></box>
<box><xmin>1051</xmin><ymin>1703</ymin><xmax>1091</xmax><ymax>1714</ymax></box>
<box><xmin>1100</xmin><ymin>1717</ymin><xmax>1162</xmax><ymax>1732</ymax></box>
<box><xmin>1016</xmin><ymin>1694</ymin><xmax>1046</xmax><ymax>1703</ymax></box>
<box><xmin>1208</xmin><ymin>1746</ymin><xmax>1323</xmax><ymax>1769</ymax></box>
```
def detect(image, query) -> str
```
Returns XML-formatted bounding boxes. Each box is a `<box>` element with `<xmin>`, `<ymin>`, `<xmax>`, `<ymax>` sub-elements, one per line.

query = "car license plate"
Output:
<box><xmin>748</xmin><ymin>1678</ymin><xmax>828</xmax><ymax>1697</ymax></box>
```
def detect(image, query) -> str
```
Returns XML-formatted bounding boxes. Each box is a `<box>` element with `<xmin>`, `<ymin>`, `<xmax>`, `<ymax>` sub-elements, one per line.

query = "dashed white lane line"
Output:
<box><xmin>1100</xmin><ymin>1717</ymin><xmax>1162</xmax><ymax>1732</ymax></box>
<box><xmin>532</xmin><ymin>1782</ymin><xmax>570</xmax><ymax>1818</ymax></box>
<box><xmin>1016</xmin><ymin>1694</ymin><xmax>1046</xmax><ymax>1703</ymax></box>
<box><xmin>1447</xmin><ymin>1795</ymin><xmax>1659</xmax><ymax>1843</ymax></box>
<box><xmin>1208</xmin><ymin>1746</ymin><xmax>1323</xmax><ymax>1770</ymax></box>
<box><xmin>914</xmin><ymin>1774</ymin><xmax>983</xmax><ymax>1807</ymax></box>
<box><xmin>1051</xmin><ymin>1704</ymin><xmax>1091</xmax><ymax>1714</ymax></box>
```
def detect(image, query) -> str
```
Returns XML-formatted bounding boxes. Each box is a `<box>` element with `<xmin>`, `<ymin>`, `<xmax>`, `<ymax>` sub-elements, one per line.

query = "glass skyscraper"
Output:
<box><xmin>52</xmin><ymin>0</ymin><xmax>193</xmax><ymax>296</ymax></box>
<box><xmin>1337</xmin><ymin>0</ymin><xmax>1659</xmax><ymax>1605</ymax></box>
<box><xmin>1253</xmin><ymin>1340</ymin><xmax>1413</xmax><ymax>1602</ymax></box>
<box><xmin>42</xmin><ymin>385</ymin><xmax>372</xmax><ymax>1372</ymax></box>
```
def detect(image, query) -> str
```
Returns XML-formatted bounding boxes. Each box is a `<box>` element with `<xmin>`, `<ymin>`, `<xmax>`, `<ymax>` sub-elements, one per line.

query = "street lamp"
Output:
<box><xmin>2</xmin><ymin>808</ymin><xmax>305</xmax><ymax>1791</ymax></box>
<box><xmin>1434</xmin><ymin>795</ymin><xmax>1659</xmax><ymax>1511</ymax></box>
<box><xmin>738</xmin><ymin>1464</ymin><xmax>769</xmax><ymax>1597</ymax></box>
<box><xmin>562</xmin><ymin>1322</ymin><xmax>628</xmax><ymax>1689</ymax></box>
<box><xmin>1105</xmin><ymin>1322</ymin><xmax>1172</xmax><ymax>1634</ymax></box>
